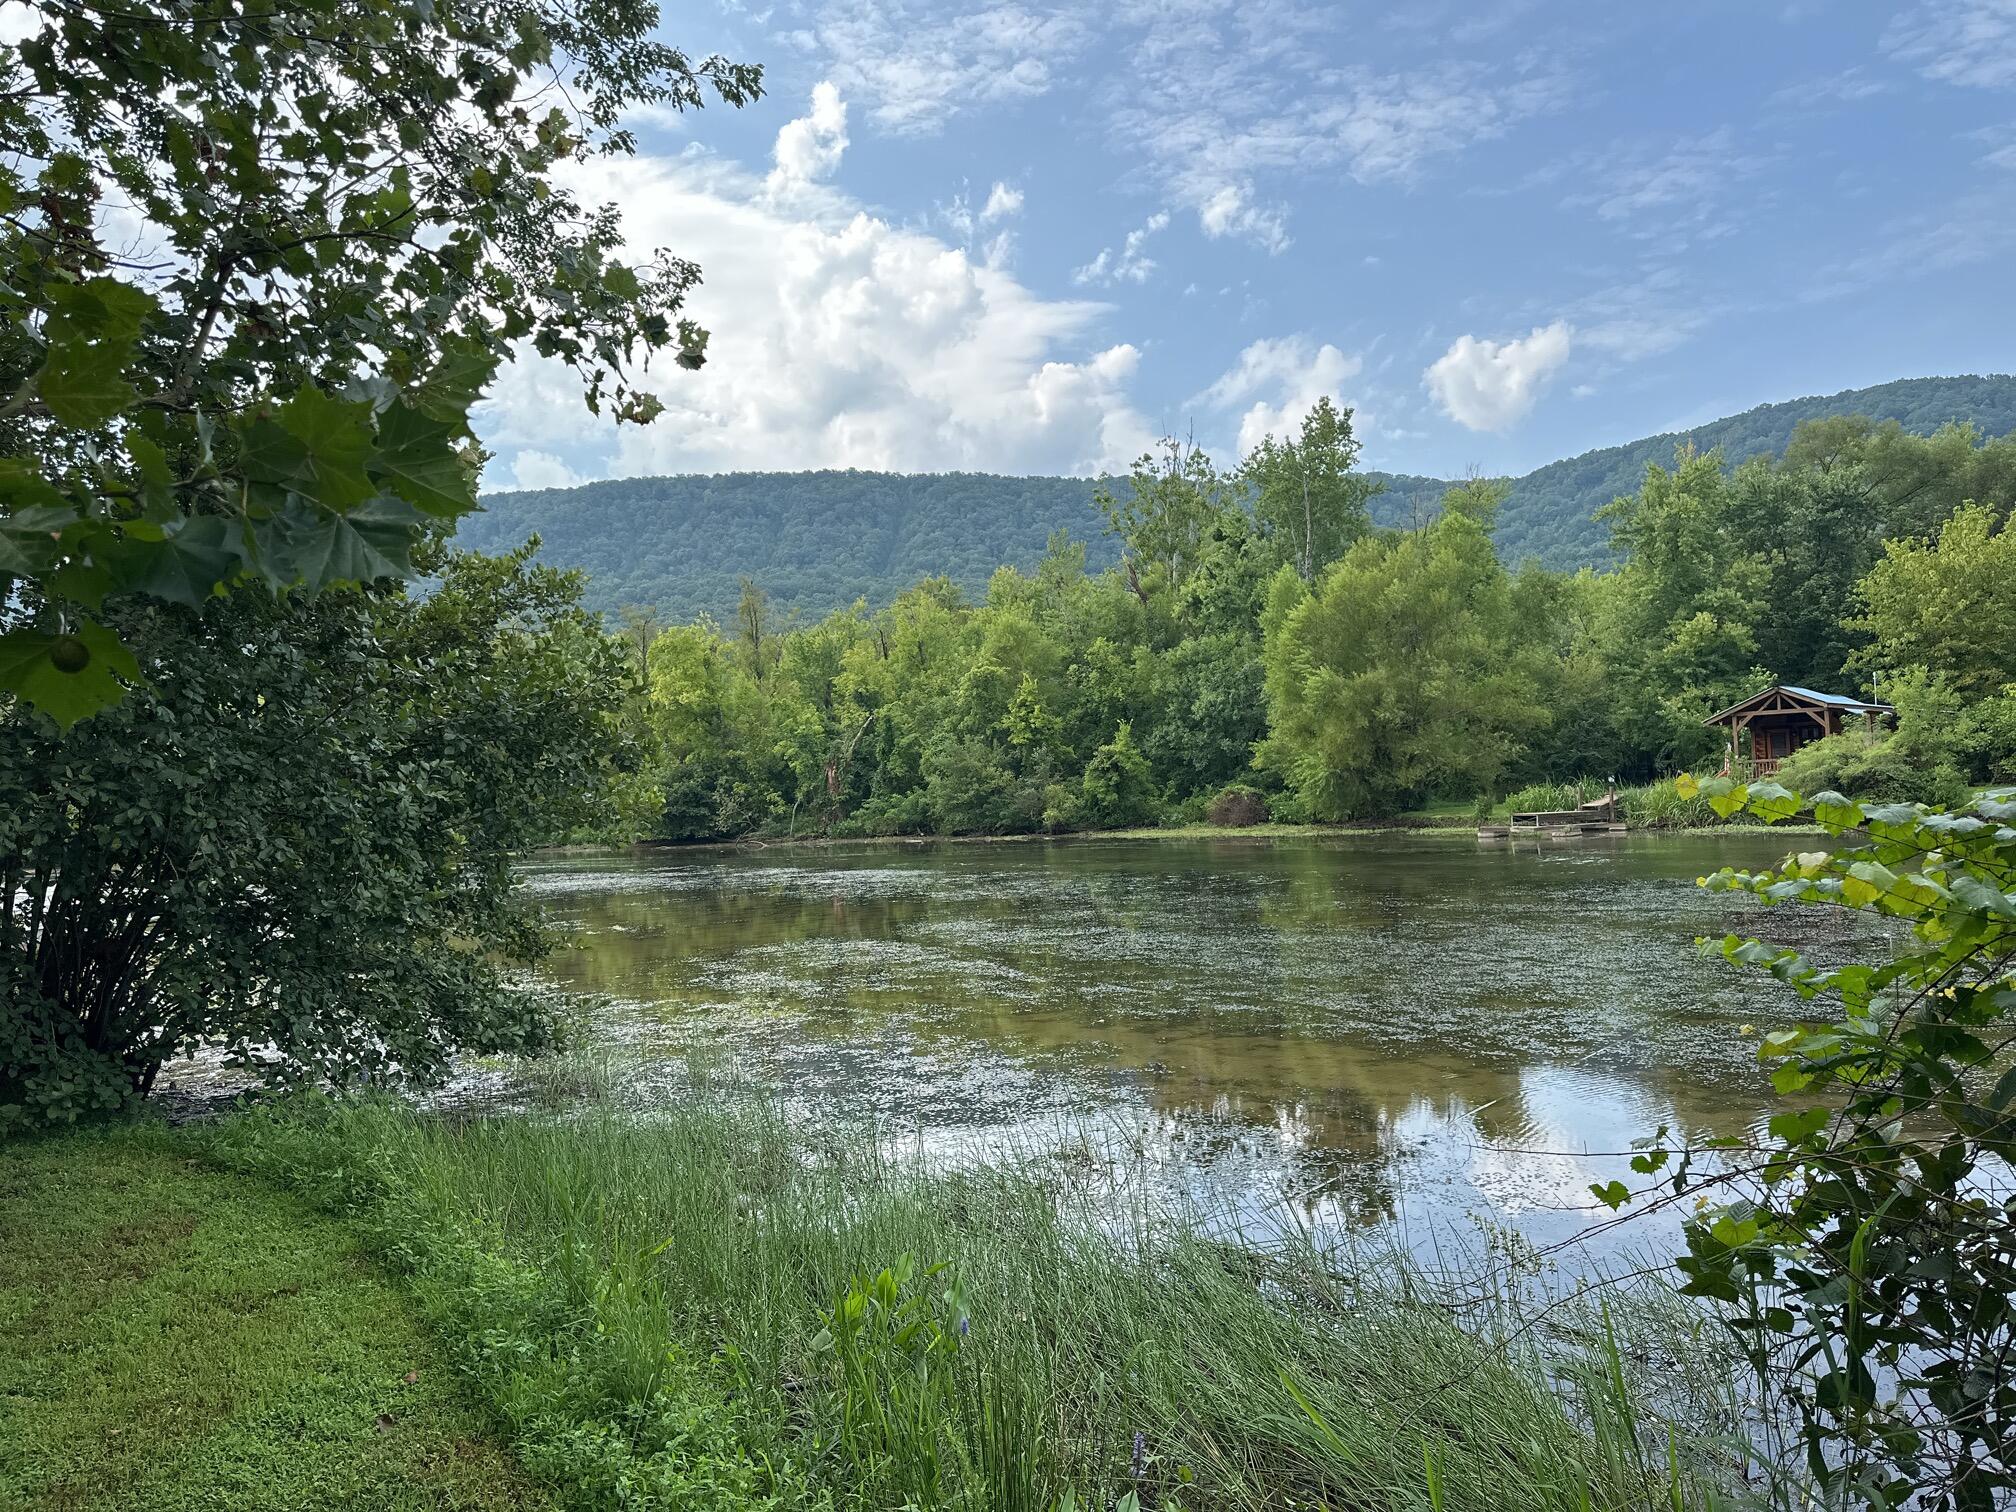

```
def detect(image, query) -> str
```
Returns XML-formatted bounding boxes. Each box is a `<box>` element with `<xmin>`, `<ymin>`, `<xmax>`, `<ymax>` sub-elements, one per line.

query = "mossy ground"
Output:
<box><xmin>0</xmin><ymin>1127</ymin><xmax>546</xmax><ymax>1512</ymax></box>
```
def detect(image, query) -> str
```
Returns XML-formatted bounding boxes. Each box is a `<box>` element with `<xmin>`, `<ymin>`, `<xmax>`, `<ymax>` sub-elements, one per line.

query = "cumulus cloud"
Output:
<box><xmin>768</xmin><ymin>81</ymin><xmax>849</xmax><ymax>191</ymax></box>
<box><xmin>507</xmin><ymin>450</ymin><xmax>584</xmax><ymax>492</ymax></box>
<box><xmin>1883</xmin><ymin>1</ymin><xmax>2016</xmax><ymax>89</ymax></box>
<box><xmin>1073</xmin><ymin>211</ymin><xmax>1170</xmax><ymax>285</ymax></box>
<box><xmin>1197</xmin><ymin>335</ymin><xmax>1362</xmax><ymax>456</ymax></box>
<box><xmin>1423</xmin><ymin>322</ymin><xmax>1573</xmax><ymax>432</ymax></box>
<box><xmin>475</xmin><ymin>94</ymin><xmax>1155</xmax><ymax>480</ymax></box>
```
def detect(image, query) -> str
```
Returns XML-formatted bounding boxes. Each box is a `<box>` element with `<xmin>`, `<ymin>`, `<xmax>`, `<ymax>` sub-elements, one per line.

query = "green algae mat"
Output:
<box><xmin>0</xmin><ymin>1131</ymin><xmax>547</xmax><ymax>1511</ymax></box>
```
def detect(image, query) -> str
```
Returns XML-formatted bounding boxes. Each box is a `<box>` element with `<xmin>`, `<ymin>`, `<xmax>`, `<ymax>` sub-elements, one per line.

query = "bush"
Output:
<box><xmin>1774</xmin><ymin>731</ymin><xmax>1971</xmax><ymax>808</ymax></box>
<box><xmin>1206</xmin><ymin>784</ymin><xmax>1269</xmax><ymax>826</ymax></box>
<box><xmin>1617</xmin><ymin>780</ymin><xmax>2016</xmax><ymax>1507</ymax></box>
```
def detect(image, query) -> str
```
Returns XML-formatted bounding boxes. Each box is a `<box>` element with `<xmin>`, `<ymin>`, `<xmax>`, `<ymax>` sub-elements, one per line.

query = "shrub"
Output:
<box><xmin>1206</xmin><ymin>784</ymin><xmax>1269</xmax><ymax>826</ymax></box>
<box><xmin>1612</xmin><ymin>779</ymin><xmax>2016</xmax><ymax>1507</ymax></box>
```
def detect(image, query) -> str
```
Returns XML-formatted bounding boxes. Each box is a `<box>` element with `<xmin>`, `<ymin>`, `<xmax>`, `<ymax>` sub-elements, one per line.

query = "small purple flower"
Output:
<box><xmin>956</xmin><ymin>1316</ymin><xmax>970</xmax><ymax>1337</ymax></box>
<box><xmin>1130</xmin><ymin>1429</ymin><xmax>1146</xmax><ymax>1480</ymax></box>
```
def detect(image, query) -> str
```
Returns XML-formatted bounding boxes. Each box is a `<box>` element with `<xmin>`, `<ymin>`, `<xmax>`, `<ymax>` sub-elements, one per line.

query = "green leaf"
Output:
<box><xmin>268</xmin><ymin>495</ymin><xmax>427</xmax><ymax>590</ymax></box>
<box><xmin>370</xmin><ymin>400</ymin><xmax>475</xmax><ymax>516</ymax></box>
<box><xmin>36</xmin><ymin>341</ymin><xmax>138</xmax><ymax>428</ymax></box>
<box><xmin>1745</xmin><ymin>780</ymin><xmax>1800</xmax><ymax>824</ymax></box>
<box><xmin>1589</xmin><ymin>1180</ymin><xmax>1630</xmax><ymax>1211</ymax></box>
<box><xmin>1708</xmin><ymin>782</ymin><xmax>1749</xmax><ymax>820</ymax></box>
<box><xmin>1949</xmin><ymin>874</ymin><xmax>2016</xmax><ymax>920</ymax></box>
<box><xmin>104</xmin><ymin>517</ymin><xmax>241</xmax><ymax>608</ymax></box>
<box><xmin>1811</xmin><ymin>791</ymin><xmax>1865</xmax><ymax>832</ymax></box>
<box><xmin>275</xmin><ymin>386</ymin><xmax>378</xmax><ymax>511</ymax></box>
<box><xmin>1767</xmin><ymin>1106</ymin><xmax>1830</xmax><ymax>1144</ymax></box>
<box><xmin>0</xmin><ymin>619</ymin><xmax>142</xmax><ymax>728</ymax></box>
<box><xmin>1</xmin><ymin>504</ymin><xmax>73</xmax><ymax>578</ymax></box>
<box><xmin>34</xmin><ymin>277</ymin><xmax>155</xmax><ymax>428</ymax></box>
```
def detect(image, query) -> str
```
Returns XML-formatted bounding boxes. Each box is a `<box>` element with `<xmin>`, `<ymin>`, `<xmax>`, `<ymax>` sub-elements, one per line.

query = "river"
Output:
<box><xmin>480</xmin><ymin>829</ymin><xmax>1887</xmax><ymax>1271</ymax></box>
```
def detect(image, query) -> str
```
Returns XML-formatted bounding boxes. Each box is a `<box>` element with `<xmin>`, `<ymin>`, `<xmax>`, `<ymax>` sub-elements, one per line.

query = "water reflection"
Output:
<box><xmin>501</xmin><ymin>832</ymin><xmax>1886</xmax><ymax>1265</ymax></box>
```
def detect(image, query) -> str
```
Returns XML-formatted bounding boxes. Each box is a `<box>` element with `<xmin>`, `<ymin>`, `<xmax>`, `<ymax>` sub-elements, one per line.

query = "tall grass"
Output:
<box><xmin>1501</xmin><ymin>781</ymin><xmax>1592</xmax><ymax>816</ymax></box>
<box><xmin>201</xmin><ymin>1093</ymin><xmax>1758</xmax><ymax>1511</ymax></box>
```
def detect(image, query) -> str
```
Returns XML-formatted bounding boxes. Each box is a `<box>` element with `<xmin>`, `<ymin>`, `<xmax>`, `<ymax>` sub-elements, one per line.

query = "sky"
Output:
<box><xmin>483</xmin><ymin>0</ymin><xmax>2016</xmax><ymax>492</ymax></box>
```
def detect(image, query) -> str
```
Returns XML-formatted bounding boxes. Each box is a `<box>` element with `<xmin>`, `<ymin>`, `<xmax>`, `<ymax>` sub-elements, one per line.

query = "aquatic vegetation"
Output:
<box><xmin>202</xmin><ymin>1092</ymin><xmax>1762</xmax><ymax>1511</ymax></box>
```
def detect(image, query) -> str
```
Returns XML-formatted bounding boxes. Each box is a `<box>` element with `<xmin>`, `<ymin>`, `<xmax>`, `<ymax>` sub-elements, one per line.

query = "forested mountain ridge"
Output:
<box><xmin>1466</xmin><ymin>374</ymin><xmax>2016</xmax><ymax>564</ymax></box>
<box><xmin>461</xmin><ymin>374</ymin><xmax>2016</xmax><ymax>623</ymax></box>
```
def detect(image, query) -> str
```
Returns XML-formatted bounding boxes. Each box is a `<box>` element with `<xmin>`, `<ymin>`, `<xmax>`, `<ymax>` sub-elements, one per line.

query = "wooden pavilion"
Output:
<box><xmin>1703</xmin><ymin>684</ymin><xmax>1892</xmax><ymax>776</ymax></box>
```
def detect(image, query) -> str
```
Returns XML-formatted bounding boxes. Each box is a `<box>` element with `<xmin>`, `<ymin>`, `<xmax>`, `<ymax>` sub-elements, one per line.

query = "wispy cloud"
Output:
<box><xmin>1798</xmin><ymin>190</ymin><xmax>2016</xmax><ymax>301</ymax></box>
<box><xmin>1074</xmin><ymin>211</ymin><xmax>1171</xmax><ymax>286</ymax></box>
<box><xmin>1882</xmin><ymin>0</ymin><xmax>2016</xmax><ymax>90</ymax></box>
<box><xmin>1551</xmin><ymin>128</ymin><xmax>1777</xmax><ymax>244</ymax></box>
<box><xmin>778</xmin><ymin>1</ymin><xmax>1092</xmax><ymax>134</ymax></box>
<box><xmin>1768</xmin><ymin>65</ymin><xmax>1893</xmax><ymax>109</ymax></box>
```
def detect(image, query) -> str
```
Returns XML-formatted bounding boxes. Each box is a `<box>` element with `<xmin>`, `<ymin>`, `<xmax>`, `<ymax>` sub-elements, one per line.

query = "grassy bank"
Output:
<box><xmin>0</xmin><ymin>1126</ymin><xmax>546</xmax><ymax>1511</ymax></box>
<box><xmin>190</xmin><ymin>1092</ymin><xmax>1761</xmax><ymax>1511</ymax></box>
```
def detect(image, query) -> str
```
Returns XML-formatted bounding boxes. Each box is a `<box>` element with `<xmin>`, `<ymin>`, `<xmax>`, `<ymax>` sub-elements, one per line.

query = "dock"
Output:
<box><xmin>1479</xmin><ymin>789</ymin><xmax>1625</xmax><ymax>840</ymax></box>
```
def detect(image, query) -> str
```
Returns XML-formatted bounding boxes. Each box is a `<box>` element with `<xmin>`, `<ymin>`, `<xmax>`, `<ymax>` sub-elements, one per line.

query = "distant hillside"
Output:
<box><xmin>460</xmin><ymin>472</ymin><xmax>1116</xmax><ymax>626</ymax></box>
<box><xmin>1457</xmin><ymin>374</ymin><xmax>2016</xmax><ymax>565</ymax></box>
<box><xmin>462</xmin><ymin>374</ymin><xmax>2016</xmax><ymax>623</ymax></box>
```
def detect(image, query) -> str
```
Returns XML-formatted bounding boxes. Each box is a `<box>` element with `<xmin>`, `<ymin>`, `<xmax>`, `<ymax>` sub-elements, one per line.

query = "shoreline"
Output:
<box><xmin>533</xmin><ymin>817</ymin><xmax>1819</xmax><ymax>857</ymax></box>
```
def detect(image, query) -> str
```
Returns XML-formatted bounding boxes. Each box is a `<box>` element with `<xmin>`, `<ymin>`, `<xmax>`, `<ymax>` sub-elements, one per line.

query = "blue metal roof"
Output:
<box><xmin>1781</xmin><ymin>685</ymin><xmax>1887</xmax><ymax>710</ymax></box>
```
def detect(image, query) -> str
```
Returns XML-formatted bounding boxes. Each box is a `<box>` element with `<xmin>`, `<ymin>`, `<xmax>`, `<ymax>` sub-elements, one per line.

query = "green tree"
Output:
<box><xmin>1094</xmin><ymin>439</ymin><xmax>1235</xmax><ymax>604</ymax></box>
<box><xmin>1</xmin><ymin>546</ymin><xmax>640</xmax><ymax>1123</ymax></box>
<box><xmin>1076</xmin><ymin>721</ymin><xmax>1159</xmax><ymax>828</ymax></box>
<box><xmin>0</xmin><ymin>0</ymin><xmax>757</xmax><ymax>724</ymax></box>
<box><xmin>1258</xmin><ymin>480</ymin><xmax>1552</xmax><ymax>818</ymax></box>
<box><xmin>1596</xmin><ymin>449</ymin><xmax>1772</xmax><ymax>771</ymax></box>
<box><xmin>1240</xmin><ymin>397</ymin><xmax>1380</xmax><ymax>581</ymax></box>
<box><xmin>1852</xmin><ymin>503</ymin><xmax>2016</xmax><ymax>701</ymax></box>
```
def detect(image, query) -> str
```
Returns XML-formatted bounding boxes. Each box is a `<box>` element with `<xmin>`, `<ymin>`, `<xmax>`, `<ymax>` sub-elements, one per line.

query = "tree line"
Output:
<box><xmin>615</xmin><ymin>402</ymin><xmax>2016</xmax><ymax>839</ymax></box>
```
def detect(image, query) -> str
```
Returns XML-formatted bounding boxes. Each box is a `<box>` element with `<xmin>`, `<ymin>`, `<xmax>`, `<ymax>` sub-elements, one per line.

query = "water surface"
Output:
<box><xmin>498</xmin><ymin>831</ymin><xmax>1881</xmax><ymax>1267</ymax></box>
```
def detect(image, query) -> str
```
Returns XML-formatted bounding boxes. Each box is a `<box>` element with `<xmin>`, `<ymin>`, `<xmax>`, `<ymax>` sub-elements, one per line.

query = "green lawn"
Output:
<box><xmin>0</xmin><ymin>1128</ymin><xmax>546</xmax><ymax>1512</ymax></box>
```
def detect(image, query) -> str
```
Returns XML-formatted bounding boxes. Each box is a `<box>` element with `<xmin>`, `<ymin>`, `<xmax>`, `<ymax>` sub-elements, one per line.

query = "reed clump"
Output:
<box><xmin>201</xmin><ymin>1092</ymin><xmax>1760</xmax><ymax>1511</ymax></box>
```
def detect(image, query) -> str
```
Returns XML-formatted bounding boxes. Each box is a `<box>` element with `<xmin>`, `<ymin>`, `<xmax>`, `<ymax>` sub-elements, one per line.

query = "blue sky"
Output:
<box><xmin>482</xmin><ymin>0</ymin><xmax>2016</xmax><ymax>490</ymax></box>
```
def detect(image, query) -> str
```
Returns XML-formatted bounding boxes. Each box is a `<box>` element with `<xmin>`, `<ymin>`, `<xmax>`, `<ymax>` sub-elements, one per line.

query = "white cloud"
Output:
<box><xmin>1196</xmin><ymin>335</ymin><xmax>1362</xmax><ymax>456</ymax></box>
<box><xmin>506</xmin><ymin>450</ymin><xmax>584</xmax><ymax>492</ymax></box>
<box><xmin>768</xmin><ymin>81</ymin><xmax>849</xmax><ymax>191</ymax></box>
<box><xmin>981</xmin><ymin>181</ymin><xmax>1024</xmax><ymax>222</ymax></box>
<box><xmin>0</xmin><ymin>1</ymin><xmax>42</xmax><ymax>43</ymax></box>
<box><xmin>1073</xmin><ymin>210</ymin><xmax>1170</xmax><ymax>285</ymax></box>
<box><xmin>1196</xmin><ymin>185</ymin><xmax>1290</xmax><ymax>253</ymax></box>
<box><xmin>783</xmin><ymin>2</ymin><xmax>1569</xmax><ymax>256</ymax></box>
<box><xmin>1883</xmin><ymin>1</ymin><xmax>2016</xmax><ymax>89</ymax></box>
<box><xmin>1423</xmin><ymin>322</ymin><xmax>1573</xmax><ymax>432</ymax></box>
<box><xmin>475</xmin><ymin>144</ymin><xmax>1154</xmax><ymax>479</ymax></box>
<box><xmin>785</xmin><ymin>1</ymin><xmax>1091</xmax><ymax>135</ymax></box>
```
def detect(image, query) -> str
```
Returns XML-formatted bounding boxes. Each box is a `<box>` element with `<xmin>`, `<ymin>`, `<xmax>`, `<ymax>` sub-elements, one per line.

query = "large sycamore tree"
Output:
<box><xmin>1</xmin><ymin>0</ymin><xmax>758</xmax><ymax>1122</ymax></box>
<box><xmin>1</xmin><ymin>0</ymin><xmax>758</xmax><ymax>723</ymax></box>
